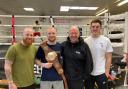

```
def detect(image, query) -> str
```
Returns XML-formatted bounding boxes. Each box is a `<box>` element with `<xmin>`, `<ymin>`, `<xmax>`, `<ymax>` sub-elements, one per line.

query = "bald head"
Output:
<box><xmin>69</xmin><ymin>26</ymin><xmax>80</xmax><ymax>37</ymax></box>
<box><xmin>22</xmin><ymin>27</ymin><xmax>34</xmax><ymax>46</ymax></box>
<box><xmin>46</xmin><ymin>27</ymin><xmax>57</xmax><ymax>43</ymax></box>
<box><xmin>23</xmin><ymin>27</ymin><xmax>34</xmax><ymax>36</ymax></box>
<box><xmin>68</xmin><ymin>26</ymin><xmax>80</xmax><ymax>43</ymax></box>
<box><xmin>47</xmin><ymin>27</ymin><xmax>57</xmax><ymax>34</ymax></box>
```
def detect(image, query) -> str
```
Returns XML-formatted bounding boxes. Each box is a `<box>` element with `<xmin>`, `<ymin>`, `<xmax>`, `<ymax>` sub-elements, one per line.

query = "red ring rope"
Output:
<box><xmin>11</xmin><ymin>15</ymin><xmax>16</xmax><ymax>44</ymax></box>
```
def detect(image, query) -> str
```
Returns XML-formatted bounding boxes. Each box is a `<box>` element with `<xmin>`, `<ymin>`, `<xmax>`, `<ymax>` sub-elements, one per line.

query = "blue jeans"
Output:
<box><xmin>85</xmin><ymin>73</ymin><xmax>108</xmax><ymax>89</ymax></box>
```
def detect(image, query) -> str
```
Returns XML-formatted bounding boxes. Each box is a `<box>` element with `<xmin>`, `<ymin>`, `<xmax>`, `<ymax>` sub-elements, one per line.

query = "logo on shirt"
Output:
<box><xmin>100</xmin><ymin>42</ymin><xmax>104</xmax><ymax>48</ymax></box>
<box><xmin>75</xmin><ymin>51</ymin><xmax>81</xmax><ymax>54</ymax></box>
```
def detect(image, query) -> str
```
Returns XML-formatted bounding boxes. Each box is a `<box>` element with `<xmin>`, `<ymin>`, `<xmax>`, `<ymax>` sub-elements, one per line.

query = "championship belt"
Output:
<box><xmin>41</xmin><ymin>41</ymin><xmax>68</xmax><ymax>89</ymax></box>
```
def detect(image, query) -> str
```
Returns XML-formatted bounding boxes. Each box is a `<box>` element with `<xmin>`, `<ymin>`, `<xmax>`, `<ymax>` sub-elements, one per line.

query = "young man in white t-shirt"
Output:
<box><xmin>84</xmin><ymin>19</ymin><xmax>113</xmax><ymax>89</ymax></box>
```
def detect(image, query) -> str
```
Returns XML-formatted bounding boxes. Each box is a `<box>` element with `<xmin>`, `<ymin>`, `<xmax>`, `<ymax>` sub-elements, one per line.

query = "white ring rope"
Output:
<box><xmin>108</xmin><ymin>33</ymin><xmax>124</xmax><ymax>39</ymax></box>
<box><xmin>111</xmin><ymin>42</ymin><xmax>124</xmax><ymax>47</ymax></box>
<box><xmin>109</xmin><ymin>13</ymin><xmax>125</xmax><ymax>20</ymax></box>
<box><xmin>0</xmin><ymin>36</ymin><xmax>86</xmax><ymax>38</ymax></box>
<box><xmin>109</xmin><ymin>24</ymin><xmax>124</xmax><ymax>31</ymax></box>
<box><xmin>0</xmin><ymin>24</ymin><xmax>91</xmax><ymax>27</ymax></box>
<box><xmin>0</xmin><ymin>15</ymin><xmax>105</xmax><ymax>19</ymax></box>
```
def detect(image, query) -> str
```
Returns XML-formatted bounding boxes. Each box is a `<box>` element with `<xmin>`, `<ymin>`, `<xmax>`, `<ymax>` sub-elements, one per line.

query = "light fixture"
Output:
<box><xmin>96</xmin><ymin>8</ymin><xmax>108</xmax><ymax>16</ymax></box>
<box><xmin>70</xmin><ymin>6</ymin><xmax>98</xmax><ymax>10</ymax></box>
<box><xmin>60</xmin><ymin>6</ymin><xmax>69</xmax><ymax>12</ymax></box>
<box><xmin>117</xmin><ymin>0</ymin><xmax>128</xmax><ymax>6</ymax></box>
<box><xmin>23</xmin><ymin>8</ymin><xmax>34</xmax><ymax>11</ymax></box>
<box><xmin>60</xmin><ymin>6</ymin><xmax>98</xmax><ymax>12</ymax></box>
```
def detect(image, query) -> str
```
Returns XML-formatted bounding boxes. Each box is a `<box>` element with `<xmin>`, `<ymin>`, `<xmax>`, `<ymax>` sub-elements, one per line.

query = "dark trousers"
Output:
<box><xmin>85</xmin><ymin>73</ymin><xmax>108</xmax><ymax>89</ymax></box>
<box><xmin>18</xmin><ymin>84</ymin><xmax>35</xmax><ymax>89</ymax></box>
<box><xmin>67</xmin><ymin>79</ymin><xmax>84</xmax><ymax>89</ymax></box>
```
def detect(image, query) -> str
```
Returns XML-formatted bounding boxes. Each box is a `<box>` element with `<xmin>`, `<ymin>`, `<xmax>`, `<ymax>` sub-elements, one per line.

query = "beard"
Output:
<box><xmin>23</xmin><ymin>39</ymin><xmax>33</xmax><ymax>46</ymax></box>
<box><xmin>48</xmin><ymin>38</ymin><xmax>56</xmax><ymax>42</ymax></box>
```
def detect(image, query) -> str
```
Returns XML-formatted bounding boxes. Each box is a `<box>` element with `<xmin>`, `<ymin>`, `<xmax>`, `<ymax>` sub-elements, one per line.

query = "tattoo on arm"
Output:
<box><xmin>4</xmin><ymin>60</ymin><xmax>13</xmax><ymax>83</ymax></box>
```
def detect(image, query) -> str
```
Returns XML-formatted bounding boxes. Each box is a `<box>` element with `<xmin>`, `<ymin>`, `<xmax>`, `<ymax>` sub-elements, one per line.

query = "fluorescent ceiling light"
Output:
<box><xmin>70</xmin><ymin>6</ymin><xmax>80</xmax><ymax>10</ymax></box>
<box><xmin>96</xmin><ymin>8</ymin><xmax>108</xmax><ymax>16</ymax></box>
<box><xmin>117</xmin><ymin>0</ymin><xmax>128</xmax><ymax>6</ymax></box>
<box><xmin>60</xmin><ymin>6</ymin><xmax>98</xmax><ymax>12</ymax></box>
<box><xmin>60</xmin><ymin>6</ymin><xmax>69</xmax><ymax>12</ymax></box>
<box><xmin>82</xmin><ymin>7</ymin><xmax>98</xmax><ymax>10</ymax></box>
<box><xmin>23</xmin><ymin>8</ymin><xmax>34</xmax><ymax>11</ymax></box>
<box><xmin>70</xmin><ymin>6</ymin><xmax>98</xmax><ymax>10</ymax></box>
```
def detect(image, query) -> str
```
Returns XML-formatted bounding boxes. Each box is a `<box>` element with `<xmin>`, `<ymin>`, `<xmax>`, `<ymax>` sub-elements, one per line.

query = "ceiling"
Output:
<box><xmin>0</xmin><ymin>0</ymin><xmax>128</xmax><ymax>16</ymax></box>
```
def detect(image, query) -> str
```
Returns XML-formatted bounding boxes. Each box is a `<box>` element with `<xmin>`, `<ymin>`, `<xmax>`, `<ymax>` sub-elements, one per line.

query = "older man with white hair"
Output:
<box><xmin>61</xmin><ymin>26</ymin><xmax>93</xmax><ymax>89</ymax></box>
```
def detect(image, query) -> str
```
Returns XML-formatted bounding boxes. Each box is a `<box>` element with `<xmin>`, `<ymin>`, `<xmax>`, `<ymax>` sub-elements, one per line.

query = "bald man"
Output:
<box><xmin>4</xmin><ymin>27</ymin><xmax>37</xmax><ymax>89</ymax></box>
<box><xmin>35</xmin><ymin>27</ymin><xmax>64</xmax><ymax>89</ymax></box>
<box><xmin>61</xmin><ymin>26</ymin><xmax>93</xmax><ymax>89</ymax></box>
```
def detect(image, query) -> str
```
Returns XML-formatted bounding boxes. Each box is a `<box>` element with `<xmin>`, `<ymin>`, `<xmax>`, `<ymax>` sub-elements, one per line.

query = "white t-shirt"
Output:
<box><xmin>84</xmin><ymin>35</ymin><xmax>113</xmax><ymax>76</ymax></box>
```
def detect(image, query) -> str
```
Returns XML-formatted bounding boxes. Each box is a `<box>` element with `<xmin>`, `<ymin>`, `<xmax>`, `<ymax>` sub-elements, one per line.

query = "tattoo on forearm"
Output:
<box><xmin>5</xmin><ymin>60</ymin><xmax>13</xmax><ymax>83</ymax></box>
